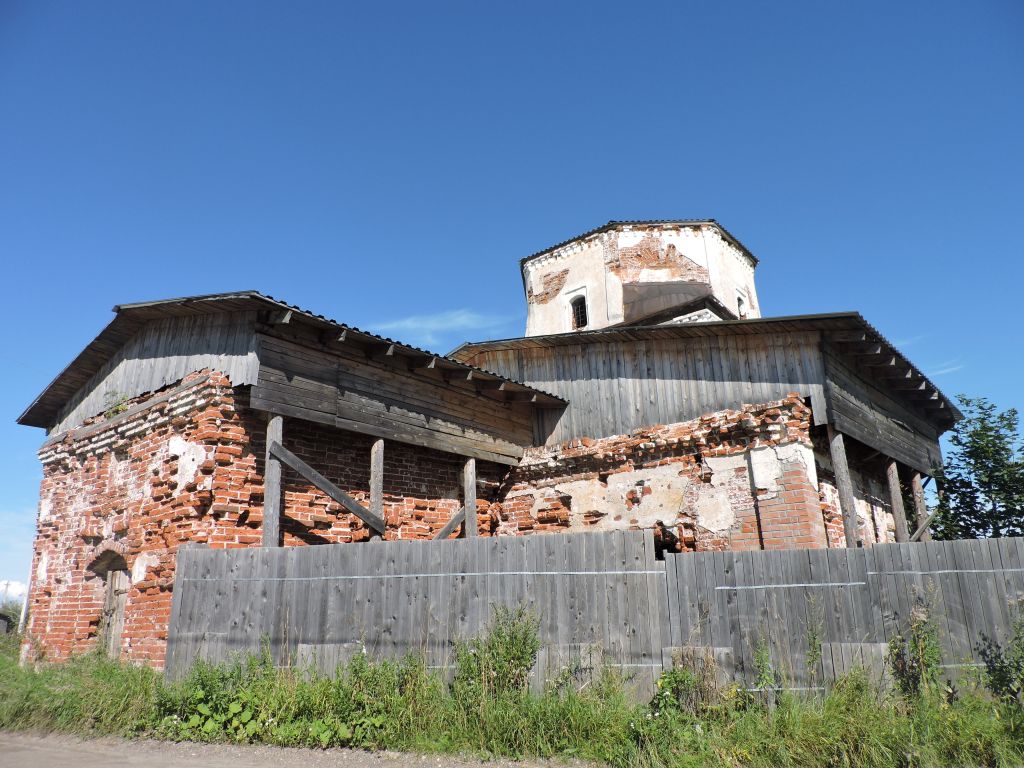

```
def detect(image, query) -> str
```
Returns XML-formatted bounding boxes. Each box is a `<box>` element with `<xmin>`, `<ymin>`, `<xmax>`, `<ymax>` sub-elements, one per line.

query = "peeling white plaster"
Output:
<box><xmin>509</xmin><ymin>456</ymin><xmax>753</xmax><ymax>534</ymax></box>
<box><xmin>699</xmin><ymin>455</ymin><xmax>747</xmax><ymax>531</ymax></box>
<box><xmin>131</xmin><ymin>552</ymin><xmax>157</xmax><ymax>582</ymax></box>
<box><xmin>38</xmin><ymin>495</ymin><xmax>52</xmax><ymax>522</ymax></box>
<box><xmin>747</xmin><ymin>443</ymin><xmax>817</xmax><ymax>500</ymax></box>
<box><xmin>524</xmin><ymin>223</ymin><xmax>760</xmax><ymax>336</ymax></box>
<box><xmin>35</xmin><ymin>550</ymin><xmax>48</xmax><ymax>581</ymax></box>
<box><xmin>168</xmin><ymin>435</ymin><xmax>209</xmax><ymax>491</ymax></box>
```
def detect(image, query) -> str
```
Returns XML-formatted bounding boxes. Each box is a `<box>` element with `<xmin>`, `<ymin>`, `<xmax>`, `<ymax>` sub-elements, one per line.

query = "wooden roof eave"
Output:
<box><xmin>256</xmin><ymin>310</ymin><xmax>566</xmax><ymax>409</ymax></box>
<box><xmin>19</xmin><ymin>291</ymin><xmax>567</xmax><ymax>430</ymax></box>
<box><xmin>821</xmin><ymin>331</ymin><xmax>961</xmax><ymax>429</ymax></box>
<box><xmin>451</xmin><ymin>312</ymin><xmax>961</xmax><ymax>429</ymax></box>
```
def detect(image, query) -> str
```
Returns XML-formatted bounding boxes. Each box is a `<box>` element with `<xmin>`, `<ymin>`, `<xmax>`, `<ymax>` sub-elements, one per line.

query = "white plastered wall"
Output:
<box><xmin>522</xmin><ymin>223</ymin><xmax>759</xmax><ymax>336</ymax></box>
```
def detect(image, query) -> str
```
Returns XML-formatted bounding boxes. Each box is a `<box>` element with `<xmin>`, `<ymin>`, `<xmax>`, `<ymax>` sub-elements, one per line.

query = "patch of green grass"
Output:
<box><xmin>0</xmin><ymin>632</ymin><xmax>159</xmax><ymax>737</ymax></box>
<box><xmin>4</xmin><ymin>613</ymin><xmax>1024</xmax><ymax>767</ymax></box>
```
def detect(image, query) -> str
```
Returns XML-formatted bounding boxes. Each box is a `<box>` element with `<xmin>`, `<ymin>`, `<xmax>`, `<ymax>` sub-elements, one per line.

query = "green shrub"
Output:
<box><xmin>888</xmin><ymin>599</ymin><xmax>944</xmax><ymax>698</ymax></box>
<box><xmin>452</xmin><ymin>604</ymin><xmax>540</xmax><ymax>700</ymax></box>
<box><xmin>978</xmin><ymin>606</ymin><xmax>1024</xmax><ymax>702</ymax></box>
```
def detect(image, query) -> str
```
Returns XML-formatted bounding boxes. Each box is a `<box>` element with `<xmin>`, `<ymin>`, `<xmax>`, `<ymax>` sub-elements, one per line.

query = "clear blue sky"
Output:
<box><xmin>1</xmin><ymin>1</ymin><xmax>1022</xmax><ymax>587</ymax></box>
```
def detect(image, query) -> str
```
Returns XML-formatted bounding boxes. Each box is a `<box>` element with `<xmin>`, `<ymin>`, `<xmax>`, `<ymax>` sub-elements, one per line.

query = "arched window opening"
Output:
<box><xmin>570</xmin><ymin>296</ymin><xmax>588</xmax><ymax>329</ymax></box>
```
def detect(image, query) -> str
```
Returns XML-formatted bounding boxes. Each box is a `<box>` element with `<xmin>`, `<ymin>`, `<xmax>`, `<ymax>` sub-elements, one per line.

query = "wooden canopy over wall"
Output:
<box><xmin>19</xmin><ymin>292</ymin><xmax>563</xmax><ymax>466</ymax></box>
<box><xmin>251</xmin><ymin>322</ymin><xmax>551</xmax><ymax>465</ymax></box>
<box><xmin>452</xmin><ymin>313</ymin><xmax>958</xmax><ymax>476</ymax></box>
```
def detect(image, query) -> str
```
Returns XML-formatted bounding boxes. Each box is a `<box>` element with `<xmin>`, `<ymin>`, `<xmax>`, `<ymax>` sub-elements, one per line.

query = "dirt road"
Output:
<box><xmin>0</xmin><ymin>733</ymin><xmax>569</xmax><ymax>768</ymax></box>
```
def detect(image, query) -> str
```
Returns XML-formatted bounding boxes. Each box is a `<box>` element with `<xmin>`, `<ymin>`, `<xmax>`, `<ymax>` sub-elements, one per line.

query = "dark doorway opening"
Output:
<box><xmin>89</xmin><ymin>551</ymin><xmax>130</xmax><ymax>658</ymax></box>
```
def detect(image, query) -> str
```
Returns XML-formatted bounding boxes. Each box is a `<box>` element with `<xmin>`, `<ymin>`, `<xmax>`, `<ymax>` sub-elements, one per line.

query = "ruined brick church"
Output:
<box><xmin>18</xmin><ymin>220</ymin><xmax>958</xmax><ymax>666</ymax></box>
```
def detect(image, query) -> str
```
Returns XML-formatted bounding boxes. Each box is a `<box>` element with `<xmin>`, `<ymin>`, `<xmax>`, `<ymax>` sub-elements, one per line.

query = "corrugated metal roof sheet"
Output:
<box><xmin>18</xmin><ymin>291</ymin><xmax>565</xmax><ymax>429</ymax></box>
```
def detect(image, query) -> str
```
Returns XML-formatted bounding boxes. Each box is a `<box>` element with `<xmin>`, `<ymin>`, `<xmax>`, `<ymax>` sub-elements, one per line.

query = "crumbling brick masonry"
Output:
<box><xmin>497</xmin><ymin>394</ymin><xmax>830</xmax><ymax>552</ymax></box>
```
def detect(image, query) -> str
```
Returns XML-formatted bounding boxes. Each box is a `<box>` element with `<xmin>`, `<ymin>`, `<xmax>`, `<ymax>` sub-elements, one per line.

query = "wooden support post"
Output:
<box><xmin>263</xmin><ymin>415</ymin><xmax>283</xmax><ymax>547</ymax></box>
<box><xmin>434</xmin><ymin>506</ymin><xmax>466</xmax><ymax>540</ymax></box>
<box><xmin>886</xmin><ymin>459</ymin><xmax>910</xmax><ymax>543</ymax></box>
<box><xmin>269</xmin><ymin>441</ymin><xmax>386</xmax><ymax>534</ymax></box>
<box><xmin>910</xmin><ymin>472</ymin><xmax>931</xmax><ymax>542</ymax></box>
<box><xmin>827</xmin><ymin>425</ymin><xmax>861</xmax><ymax>548</ymax></box>
<box><xmin>370</xmin><ymin>438</ymin><xmax>384</xmax><ymax>538</ymax></box>
<box><xmin>463</xmin><ymin>457</ymin><xmax>477</xmax><ymax>538</ymax></box>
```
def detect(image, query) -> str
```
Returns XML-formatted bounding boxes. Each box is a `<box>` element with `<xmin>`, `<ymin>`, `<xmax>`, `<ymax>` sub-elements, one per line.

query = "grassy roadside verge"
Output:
<box><xmin>3</xmin><ymin>608</ymin><xmax>1024</xmax><ymax>767</ymax></box>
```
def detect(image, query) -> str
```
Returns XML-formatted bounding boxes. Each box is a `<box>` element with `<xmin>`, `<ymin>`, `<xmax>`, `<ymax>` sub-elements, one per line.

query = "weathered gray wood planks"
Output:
<box><xmin>263</xmin><ymin>416</ymin><xmax>283</xmax><ymax>547</ymax></box>
<box><xmin>165</xmin><ymin>534</ymin><xmax>1024</xmax><ymax>698</ymax></box>
<box><xmin>458</xmin><ymin>332</ymin><xmax>828</xmax><ymax>446</ymax></box>
<box><xmin>661</xmin><ymin>539</ymin><xmax>1024</xmax><ymax>691</ymax></box>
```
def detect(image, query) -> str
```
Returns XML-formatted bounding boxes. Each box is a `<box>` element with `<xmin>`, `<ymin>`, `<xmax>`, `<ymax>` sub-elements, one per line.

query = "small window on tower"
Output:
<box><xmin>570</xmin><ymin>296</ymin><xmax>588</xmax><ymax>329</ymax></box>
<box><xmin>737</xmin><ymin>295</ymin><xmax>747</xmax><ymax>319</ymax></box>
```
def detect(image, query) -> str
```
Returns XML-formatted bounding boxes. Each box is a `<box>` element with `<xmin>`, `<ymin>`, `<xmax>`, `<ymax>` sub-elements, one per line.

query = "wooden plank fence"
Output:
<box><xmin>166</xmin><ymin>533</ymin><xmax>1024</xmax><ymax>697</ymax></box>
<box><xmin>664</xmin><ymin>537</ymin><xmax>1024</xmax><ymax>691</ymax></box>
<box><xmin>165</xmin><ymin>530</ymin><xmax>666</xmax><ymax>693</ymax></box>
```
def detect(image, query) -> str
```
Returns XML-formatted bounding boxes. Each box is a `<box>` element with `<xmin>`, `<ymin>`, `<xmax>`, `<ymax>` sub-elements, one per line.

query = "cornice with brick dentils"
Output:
<box><xmin>513</xmin><ymin>394</ymin><xmax>812</xmax><ymax>484</ymax></box>
<box><xmin>38</xmin><ymin>372</ymin><xmax>229</xmax><ymax>465</ymax></box>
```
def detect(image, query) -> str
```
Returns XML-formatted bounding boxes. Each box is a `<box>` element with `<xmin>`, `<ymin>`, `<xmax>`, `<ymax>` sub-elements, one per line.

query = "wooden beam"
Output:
<box><xmin>472</xmin><ymin>379</ymin><xmax>507</xmax><ymax>390</ymax></box>
<box><xmin>433</xmin><ymin>506</ymin><xmax>465</xmax><ymax>540</ymax></box>
<box><xmin>910</xmin><ymin>472</ymin><xmax>931</xmax><ymax>542</ymax></box>
<box><xmin>827</xmin><ymin>331</ymin><xmax>869</xmax><ymax>343</ymax></box>
<box><xmin>503</xmin><ymin>392</ymin><xmax>539</xmax><ymax>403</ymax></box>
<box><xmin>877</xmin><ymin>369</ymin><xmax>916</xmax><ymax>382</ymax></box>
<box><xmin>370</xmin><ymin>438</ymin><xmax>384</xmax><ymax>535</ymax></box>
<box><xmin>252</xmin><ymin>396</ymin><xmax>524</xmax><ymax>466</ymax></box>
<box><xmin>839</xmin><ymin>342</ymin><xmax>884</xmax><ymax>356</ymax></box>
<box><xmin>463</xmin><ymin>457</ymin><xmax>477</xmax><ymax>537</ymax></box>
<box><xmin>263</xmin><ymin>415</ymin><xmax>283</xmax><ymax>547</ymax></box>
<box><xmin>270</xmin><ymin>309</ymin><xmax>293</xmax><ymax>325</ymax></box>
<box><xmin>886</xmin><ymin>459</ymin><xmax>910</xmax><ymax>543</ymax></box>
<box><xmin>910</xmin><ymin>510</ymin><xmax>938</xmax><ymax>542</ymax></box>
<box><xmin>888</xmin><ymin>380</ymin><xmax>928</xmax><ymax>392</ymax></box>
<box><xmin>366</xmin><ymin>343</ymin><xmax>398</xmax><ymax>361</ymax></box>
<box><xmin>269</xmin><ymin>441</ymin><xmax>386</xmax><ymax>534</ymax></box>
<box><xmin>864</xmin><ymin>355</ymin><xmax>899</xmax><ymax>369</ymax></box>
<box><xmin>827</xmin><ymin>425</ymin><xmax>862</xmax><ymax>548</ymax></box>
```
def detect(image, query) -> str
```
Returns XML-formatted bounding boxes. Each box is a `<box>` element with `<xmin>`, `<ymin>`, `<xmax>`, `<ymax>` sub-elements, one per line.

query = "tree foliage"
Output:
<box><xmin>933</xmin><ymin>396</ymin><xmax>1024</xmax><ymax>540</ymax></box>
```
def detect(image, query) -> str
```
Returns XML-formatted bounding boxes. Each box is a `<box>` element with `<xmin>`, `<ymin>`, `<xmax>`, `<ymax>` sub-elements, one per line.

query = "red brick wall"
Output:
<box><xmin>24</xmin><ymin>374</ymin><xmax>847</xmax><ymax>671</ymax></box>
<box><xmin>24</xmin><ymin>371</ymin><xmax>505</xmax><ymax>667</ymax></box>
<box><xmin>495</xmin><ymin>393</ymin><xmax>827</xmax><ymax>552</ymax></box>
<box><xmin>756</xmin><ymin>459</ymin><xmax>828</xmax><ymax>550</ymax></box>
